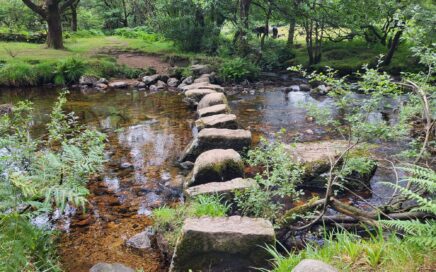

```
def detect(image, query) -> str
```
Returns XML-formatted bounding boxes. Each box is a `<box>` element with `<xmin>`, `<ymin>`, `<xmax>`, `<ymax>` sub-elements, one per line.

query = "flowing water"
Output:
<box><xmin>0</xmin><ymin>86</ymin><xmax>404</xmax><ymax>271</ymax></box>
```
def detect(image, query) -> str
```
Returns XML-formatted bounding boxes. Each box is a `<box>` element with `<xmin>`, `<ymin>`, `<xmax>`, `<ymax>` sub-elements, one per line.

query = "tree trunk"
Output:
<box><xmin>237</xmin><ymin>0</ymin><xmax>252</xmax><ymax>55</ymax></box>
<box><xmin>122</xmin><ymin>0</ymin><xmax>129</xmax><ymax>27</ymax></box>
<box><xmin>382</xmin><ymin>29</ymin><xmax>402</xmax><ymax>66</ymax></box>
<box><xmin>287</xmin><ymin>17</ymin><xmax>296</xmax><ymax>46</ymax></box>
<box><xmin>71</xmin><ymin>3</ymin><xmax>78</xmax><ymax>32</ymax></box>
<box><xmin>46</xmin><ymin>3</ymin><xmax>64</xmax><ymax>49</ymax></box>
<box><xmin>260</xmin><ymin>4</ymin><xmax>272</xmax><ymax>51</ymax></box>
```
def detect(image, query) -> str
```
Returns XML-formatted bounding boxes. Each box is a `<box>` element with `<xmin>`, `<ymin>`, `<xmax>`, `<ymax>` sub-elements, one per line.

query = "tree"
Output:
<box><xmin>22</xmin><ymin>0</ymin><xmax>78</xmax><ymax>49</ymax></box>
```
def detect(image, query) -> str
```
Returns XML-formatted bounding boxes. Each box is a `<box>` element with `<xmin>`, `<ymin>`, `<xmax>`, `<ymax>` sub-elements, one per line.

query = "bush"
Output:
<box><xmin>114</xmin><ymin>27</ymin><xmax>161</xmax><ymax>42</ymax></box>
<box><xmin>66</xmin><ymin>29</ymin><xmax>105</xmax><ymax>39</ymax></box>
<box><xmin>54</xmin><ymin>57</ymin><xmax>86</xmax><ymax>84</ymax></box>
<box><xmin>218</xmin><ymin>57</ymin><xmax>260</xmax><ymax>82</ymax></box>
<box><xmin>0</xmin><ymin>61</ymin><xmax>36</xmax><ymax>86</ymax></box>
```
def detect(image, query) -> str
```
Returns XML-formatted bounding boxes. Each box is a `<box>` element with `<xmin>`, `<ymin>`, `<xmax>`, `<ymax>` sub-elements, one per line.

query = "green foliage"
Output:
<box><xmin>218</xmin><ymin>57</ymin><xmax>260</xmax><ymax>82</ymax></box>
<box><xmin>54</xmin><ymin>57</ymin><xmax>87</xmax><ymax>85</ymax></box>
<box><xmin>0</xmin><ymin>61</ymin><xmax>36</xmax><ymax>86</ymax></box>
<box><xmin>152</xmin><ymin>194</ymin><xmax>229</xmax><ymax>247</ymax></box>
<box><xmin>263</xmin><ymin>228</ymin><xmax>433</xmax><ymax>272</ymax></box>
<box><xmin>381</xmin><ymin>165</ymin><xmax>436</xmax><ymax>248</ymax></box>
<box><xmin>235</xmin><ymin>132</ymin><xmax>303</xmax><ymax>221</ymax></box>
<box><xmin>115</xmin><ymin>27</ymin><xmax>161</xmax><ymax>42</ymax></box>
<box><xmin>0</xmin><ymin>91</ymin><xmax>106</xmax><ymax>271</ymax></box>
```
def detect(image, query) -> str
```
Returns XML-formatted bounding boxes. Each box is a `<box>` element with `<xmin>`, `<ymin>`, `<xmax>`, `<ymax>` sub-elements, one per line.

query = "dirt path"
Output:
<box><xmin>116</xmin><ymin>53</ymin><xmax>172</xmax><ymax>75</ymax></box>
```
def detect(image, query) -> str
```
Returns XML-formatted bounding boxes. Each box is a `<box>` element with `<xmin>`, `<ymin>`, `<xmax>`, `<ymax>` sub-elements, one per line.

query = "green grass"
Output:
<box><xmin>264</xmin><ymin>229</ymin><xmax>436</xmax><ymax>272</ymax></box>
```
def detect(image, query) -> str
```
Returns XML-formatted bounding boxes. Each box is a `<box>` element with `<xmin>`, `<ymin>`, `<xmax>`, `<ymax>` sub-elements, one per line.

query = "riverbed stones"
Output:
<box><xmin>195</xmin><ymin>114</ymin><xmax>238</xmax><ymax>131</ymax></box>
<box><xmin>193</xmin><ymin>74</ymin><xmax>211</xmax><ymax>84</ymax></box>
<box><xmin>292</xmin><ymin>259</ymin><xmax>338</xmax><ymax>272</ymax></box>
<box><xmin>190</xmin><ymin>64</ymin><xmax>212</xmax><ymax>76</ymax></box>
<box><xmin>180</xmin><ymin>82</ymin><xmax>224</xmax><ymax>92</ymax></box>
<box><xmin>167</xmin><ymin>77</ymin><xmax>180</xmax><ymax>87</ymax></box>
<box><xmin>197</xmin><ymin>92</ymin><xmax>228</xmax><ymax>110</ymax></box>
<box><xmin>185</xmin><ymin>89</ymin><xmax>217</xmax><ymax>103</ymax></box>
<box><xmin>79</xmin><ymin>75</ymin><xmax>98</xmax><ymax>86</ymax></box>
<box><xmin>142</xmin><ymin>74</ymin><xmax>160</xmax><ymax>85</ymax></box>
<box><xmin>197</xmin><ymin>104</ymin><xmax>230</xmax><ymax>118</ymax></box>
<box><xmin>189</xmin><ymin>149</ymin><xmax>244</xmax><ymax>186</ymax></box>
<box><xmin>185</xmin><ymin>178</ymin><xmax>256</xmax><ymax>198</ymax></box>
<box><xmin>179</xmin><ymin>128</ymin><xmax>251</xmax><ymax>162</ymax></box>
<box><xmin>125</xmin><ymin>228</ymin><xmax>153</xmax><ymax>253</ymax></box>
<box><xmin>169</xmin><ymin>216</ymin><xmax>275</xmax><ymax>272</ymax></box>
<box><xmin>109</xmin><ymin>81</ymin><xmax>129</xmax><ymax>89</ymax></box>
<box><xmin>89</xmin><ymin>263</ymin><xmax>134</xmax><ymax>272</ymax></box>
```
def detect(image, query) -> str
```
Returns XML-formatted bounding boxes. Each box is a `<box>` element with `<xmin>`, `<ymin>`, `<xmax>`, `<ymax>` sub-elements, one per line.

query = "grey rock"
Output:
<box><xmin>142</xmin><ymin>74</ymin><xmax>160</xmax><ymax>85</ymax></box>
<box><xmin>125</xmin><ymin>229</ymin><xmax>153</xmax><ymax>252</ymax></box>
<box><xmin>310</xmin><ymin>84</ymin><xmax>329</xmax><ymax>95</ymax></box>
<box><xmin>109</xmin><ymin>81</ymin><xmax>129</xmax><ymax>89</ymax></box>
<box><xmin>149</xmin><ymin>84</ymin><xmax>159</xmax><ymax>92</ymax></box>
<box><xmin>189</xmin><ymin>149</ymin><xmax>244</xmax><ymax>186</ymax></box>
<box><xmin>156</xmin><ymin>80</ymin><xmax>167</xmax><ymax>89</ymax></box>
<box><xmin>79</xmin><ymin>75</ymin><xmax>98</xmax><ymax>86</ymax></box>
<box><xmin>0</xmin><ymin>104</ymin><xmax>13</xmax><ymax>115</ymax></box>
<box><xmin>120</xmin><ymin>162</ymin><xmax>133</xmax><ymax>169</ymax></box>
<box><xmin>197</xmin><ymin>93</ymin><xmax>228</xmax><ymax>110</ymax></box>
<box><xmin>190</xmin><ymin>64</ymin><xmax>212</xmax><ymax>76</ymax></box>
<box><xmin>95</xmin><ymin>83</ymin><xmax>108</xmax><ymax>90</ymax></box>
<box><xmin>292</xmin><ymin>259</ymin><xmax>338</xmax><ymax>272</ymax></box>
<box><xmin>136</xmin><ymin>82</ymin><xmax>146</xmax><ymax>88</ymax></box>
<box><xmin>300</xmin><ymin>83</ymin><xmax>311</xmax><ymax>92</ymax></box>
<box><xmin>185</xmin><ymin>178</ymin><xmax>256</xmax><ymax>198</ymax></box>
<box><xmin>184</xmin><ymin>89</ymin><xmax>217</xmax><ymax>107</ymax></box>
<box><xmin>180</xmin><ymin>82</ymin><xmax>224</xmax><ymax>92</ymax></box>
<box><xmin>167</xmin><ymin>77</ymin><xmax>180</xmax><ymax>87</ymax></box>
<box><xmin>169</xmin><ymin>216</ymin><xmax>275</xmax><ymax>272</ymax></box>
<box><xmin>89</xmin><ymin>263</ymin><xmax>134</xmax><ymax>272</ymax></box>
<box><xmin>98</xmin><ymin>78</ymin><xmax>109</xmax><ymax>84</ymax></box>
<box><xmin>195</xmin><ymin>114</ymin><xmax>238</xmax><ymax>131</ymax></box>
<box><xmin>179</xmin><ymin>128</ymin><xmax>251</xmax><ymax>162</ymax></box>
<box><xmin>197</xmin><ymin>104</ymin><xmax>230</xmax><ymax>118</ymax></box>
<box><xmin>181</xmin><ymin>76</ymin><xmax>193</xmax><ymax>85</ymax></box>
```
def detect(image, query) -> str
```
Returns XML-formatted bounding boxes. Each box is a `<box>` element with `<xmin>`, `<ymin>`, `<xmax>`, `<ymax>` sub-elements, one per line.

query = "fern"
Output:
<box><xmin>380</xmin><ymin>164</ymin><xmax>436</xmax><ymax>248</ymax></box>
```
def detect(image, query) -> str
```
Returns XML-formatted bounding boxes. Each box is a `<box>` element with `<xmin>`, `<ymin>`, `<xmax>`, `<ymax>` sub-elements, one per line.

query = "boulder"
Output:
<box><xmin>185</xmin><ymin>178</ymin><xmax>256</xmax><ymax>198</ymax></box>
<box><xmin>190</xmin><ymin>64</ymin><xmax>212</xmax><ymax>76</ymax></box>
<box><xmin>195</xmin><ymin>114</ymin><xmax>238</xmax><ymax>131</ymax></box>
<box><xmin>299</xmin><ymin>83</ymin><xmax>311</xmax><ymax>92</ymax></box>
<box><xmin>142</xmin><ymin>74</ymin><xmax>160</xmax><ymax>85</ymax></box>
<box><xmin>180</xmin><ymin>82</ymin><xmax>224</xmax><ymax>92</ymax></box>
<box><xmin>292</xmin><ymin>259</ymin><xmax>338</xmax><ymax>272</ymax></box>
<box><xmin>109</xmin><ymin>81</ymin><xmax>129</xmax><ymax>89</ymax></box>
<box><xmin>136</xmin><ymin>82</ymin><xmax>146</xmax><ymax>89</ymax></box>
<box><xmin>197</xmin><ymin>93</ymin><xmax>228</xmax><ymax>110</ymax></box>
<box><xmin>197</xmin><ymin>104</ymin><xmax>230</xmax><ymax>118</ymax></box>
<box><xmin>184</xmin><ymin>89</ymin><xmax>217</xmax><ymax>104</ymax></box>
<box><xmin>193</xmin><ymin>74</ymin><xmax>210</xmax><ymax>84</ymax></box>
<box><xmin>156</xmin><ymin>80</ymin><xmax>167</xmax><ymax>89</ymax></box>
<box><xmin>179</xmin><ymin>128</ymin><xmax>251</xmax><ymax>162</ymax></box>
<box><xmin>167</xmin><ymin>77</ymin><xmax>180</xmax><ymax>87</ymax></box>
<box><xmin>79</xmin><ymin>75</ymin><xmax>98</xmax><ymax>86</ymax></box>
<box><xmin>98</xmin><ymin>78</ymin><xmax>109</xmax><ymax>84</ymax></box>
<box><xmin>189</xmin><ymin>149</ymin><xmax>244</xmax><ymax>186</ymax></box>
<box><xmin>169</xmin><ymin>216</ymin><xmax>275</xmax><ymax>272</ymax></box>
<box><xmin>310</xmin><ymin>84</ymin><xmax>330</xmax><ymax>96</ymax></box>
<box><xmin>149</xmin><ymin>85</ymin><xmax>159</xmax><ymax>92</ymax></box>
<box><xmin>125</xmin><ymin>228</ymin><xmax>153</xmax><ymax>253</ymax></box>
<box><xmin>89</xmin><ymin>263</ymin><xmax>134</xmax><ymax>272</ymax></box>
<box><xmin>0</xmin><ymin>104</ymin><xmax>13</xmax><ymax>115</ymax></box>
<box><xmin>181</xmin><ymin>76</ymin><xmax>193</xmax><ymax>85</ymax></box>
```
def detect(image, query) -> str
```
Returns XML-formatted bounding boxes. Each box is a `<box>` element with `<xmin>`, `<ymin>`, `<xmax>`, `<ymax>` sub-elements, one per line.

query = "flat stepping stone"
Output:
<box><xmin>195</xmin><ymin>114</ymin><xmax>238</xmax><ymax>131</ymax></box>
<box><xmin>180</xmin><ymin>82</ymin><xmax>224</xmax><ymax>92</ymax></box>
<box><xmin>185</xmin><ymin>178</ymin><xmax>256</xmax><ymax>198</ymax></box>
<box><xmin>197</xmin><ymin>93</ymin><xmax>228</xmax><ymax>110</ymax></box>
<box><xmin>90</xmin><ymin>263</ymin><xmax>134</xmax><ymax>272</ymax></box>
<box><xmin>189</xmin><ymin>149</ymin><xmax>244</xmax><ymax>187</ymax></box>
<box><xmin>193</xmin><ymin>76</ymin><xmax>210</xmax><ymax>84</ymax></box>
<box><xmin>169</xmin><ymin>216</ymin><xmax>275</xmax><ymax>272</ymax></box>
<box><xmin>197</xmin><ymin>104</ymin><xmax>230</xmax><ymax>118</ymax></box>
<box><xmin>185</xmin><ymin>89</ymin><xmax>217</xmax><ymax>101</ymax></box>
<box><xmin>179</xmin><ymin>128</ymin><xmax>251</xmax><ymax>162</ymax></box>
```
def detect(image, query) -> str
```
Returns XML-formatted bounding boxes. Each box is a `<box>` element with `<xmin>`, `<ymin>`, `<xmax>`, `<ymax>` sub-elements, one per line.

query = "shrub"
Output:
<box><xmin>218</xmin><ymin>57</ymin><xmax>260</xmax><ymax>82</ymax></box>
<box><xmin>114</xmin><ymin>27</ymin><xmax>161</xmax><ymax>42</ymax></box>
<box><xmin>0</xmin><ymin>61</ymin><xmax>36</xmax><ymax>86</ymax></box>
<box><xmin>54</xmin><ymin>57</ymin><xmax>86</xmax><ymax>84</ymax></box>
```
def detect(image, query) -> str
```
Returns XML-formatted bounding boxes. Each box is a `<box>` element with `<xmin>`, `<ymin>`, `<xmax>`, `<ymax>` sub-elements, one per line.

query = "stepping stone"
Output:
<box><xmin>190</xmin><ymin>64</ymin><xmax>212</xmax><ymax>76</ymax></box>
<box><xmin>184</xmin><ymin>89</ymin><xmax>217</xmax><ymax>107</ymax></box>
<box><xmin>197</xmin><ymin>104</ymin><xmax>230</xmax><ymax>118</ymax></box>
<box><xmin>292</xmin><ymin>259</ymin><xmax>338</xmax><ymax>272</ymax></box>
<box><xmin>197</xmin><ymin>93</ymin><xmax>228</xmax><ymax>110</ymax></box>
<box><xmin>179</xmin><ymin>128</ymin><xmax>251</xmax><ymax>162</ymax></box>
<box><xmin>142</xmin><ymin>74</ymin><xmax>160</xmax><ymax>85</ymax></box>
<box><xmin>180</xmin><ymin>82</ymin><xmax>224</xmax><ymax>92</ymax></box>
<box><xmin>185</xmin><ymin>178</ymin><xmax>256</xmax><ymax>198</ymax></box>
<box><xmin>169</xmin><ymin>216</ymin><xmax>275</xmax><ymax>272</ymax></box>
<box><xmin>195</xmin><ymin>114</ymin><xmax>238</xmax><ymax>131</ymax></box>
<box><xmin>89</xmin><ymin>263</ymin><xmax>134</xmax><ymax>272</ymax></box>
<box><xmin>193</xmin><ymin>76</ymin><xmax>210</xmax><ymax>84</ymax></box>
<box><xmin>108</xmin><ymin>81</ymin><xmax>129</xmax><ymax>89</ymax></box>
<box><xmin>189</xmin><ymin>149</ymin><xmax>244</xmax><ymax>187</ymax></box>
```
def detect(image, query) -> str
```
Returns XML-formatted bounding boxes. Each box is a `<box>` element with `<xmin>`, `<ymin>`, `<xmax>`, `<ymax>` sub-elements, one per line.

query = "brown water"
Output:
<box><xmin>0</xmin><ymin>86</ymin><xmax>403</xmax><ymax>271</ymax></box>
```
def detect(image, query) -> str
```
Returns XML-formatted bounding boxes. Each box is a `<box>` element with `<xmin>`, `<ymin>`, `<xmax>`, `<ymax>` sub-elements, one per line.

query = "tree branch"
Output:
<box><xmin>22</xmin><ymin>0</ymin><xmax>47</xmax><ymax>18</ymax></box>
<box><xmin>60</xmin><ymin>0</ymin><xmax>80</xmax><ymax>13</ymax></box>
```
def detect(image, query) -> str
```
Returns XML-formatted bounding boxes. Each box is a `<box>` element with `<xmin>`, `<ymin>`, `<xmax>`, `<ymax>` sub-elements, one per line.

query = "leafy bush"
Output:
<box><xmin>67</xmin><ymin>29</ymin><xmax>105</xmax><ymax>38</ymax></box>
<box><xmin>218</xmin><ymin>57</ymin><xmax>260</xmax><ymax>82</ymax></box>
<box><xmin>0</xmin><ymin>61</ymin><xmax>36</xmax><ymax>86</ymax></box>
<box><xmin>235</xmin><ymin>132</ymin><xmax>303</xmax><ymax>221</ymax></box>
<box><xmin>114</xmin><ymin>27</ymin><xmax>161</xmax><ymax>42</ymax></box>
<box><xmin>258</xmin><ymin>40</ymin><xmax>295</xmax><ymax>71</ymax></box>
<box><xmin>54</xmin><ymin>57</ymin><xmax>86</xmax><ymax>85</ymax></box>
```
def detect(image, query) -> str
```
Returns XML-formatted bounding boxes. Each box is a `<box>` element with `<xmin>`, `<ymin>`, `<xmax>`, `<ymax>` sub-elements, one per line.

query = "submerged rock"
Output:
<box><xmin>185</xmin><ymin>178</ymin><xmax>256</xmax><ymax>198</ymax></box>
<box><xmin>89</xmin><ymin>263</ymin><xmax>134</xmax><ymax>272</ymax></box>
<box><xmin>169</xmin><ymin>216</ymin><xmax>275</xmax><ymax>272</ymax></box>
<box><xmin>189</xmin><ymin>149</ymin><xmax>244</xmax><ymax>186</ymax></box>
<box><xmin>125</xmin><ymin>228</ymin><xmax>154</xmax><ymax>253</ymax></box>
<box><xmin>179</xmin><ymin>128</ymin><xmax>251</xmax><ymax>162</ymax></box>
<box><xmin>195</xmin><ymin>114</ymin><xmax>238</xmax><ymax>131</ymax></box>
<box><xmin>197</xmin><ymin>93</ymin><xmax>228</xmax><ymax>110</ymax></box>
<box><xmin>197</xmin><ymin>104</ymin><xmax>230</xmax><ymax>118</ymax></box>
<box><xmin>292</xmin><ymin>259</ymin><xmax>338</xmax><ymax>272</ymax></box>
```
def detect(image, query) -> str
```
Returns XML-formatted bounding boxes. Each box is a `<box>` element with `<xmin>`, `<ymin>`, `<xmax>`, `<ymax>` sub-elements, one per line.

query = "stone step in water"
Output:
<box><xmin>169</xmin><ymin>216</ymin><xmax>275</xmax><ymax>272</ymax></box>
<box><xmin>184</xmin><ymin>89</ymin><xmax>217</xmax><ymax>107</ymax></box>
<box><xmin>197</xmin><ymin>104</ymin><xmax>230</xmax><ymax>118</ymax></box>
<box><xmin>185</xmin><ymin>178</ymin><xmax>256</xmax><ymax>198</ymax></box>
<box><xmin>188</xmin><ymin>149</ymin><xmax>244</xmax><ymax>187</ymax></box>
<box><xmin>180</xmin><ymin>82</ymin><xmax>224</xmax><ymax>92</ymax></box>
<box><xmin>197</xmin><ymin>92</ymin><xmax>228</xmax><ymax>110</ymax></box>
<box><xmin>195</xmin><ymin>114</ymin><xmax>238</xmax><ymax>131</ymax></box>
<box><xmin>179</xmin><ymin>128</ymin><xmax>251</xmax><ymax>162</ymax></box>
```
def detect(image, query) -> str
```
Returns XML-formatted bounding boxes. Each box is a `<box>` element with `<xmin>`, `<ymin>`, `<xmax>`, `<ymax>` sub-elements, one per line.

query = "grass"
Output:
<box><xmin>264</xmin><ymin>228</ymin><xmax>436</xmax><ymax>272</ymax></box>
<box><xmin>152</xmin><ymin>194</ymin><xmax>230</xmax><ymax>248</ymax></box>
